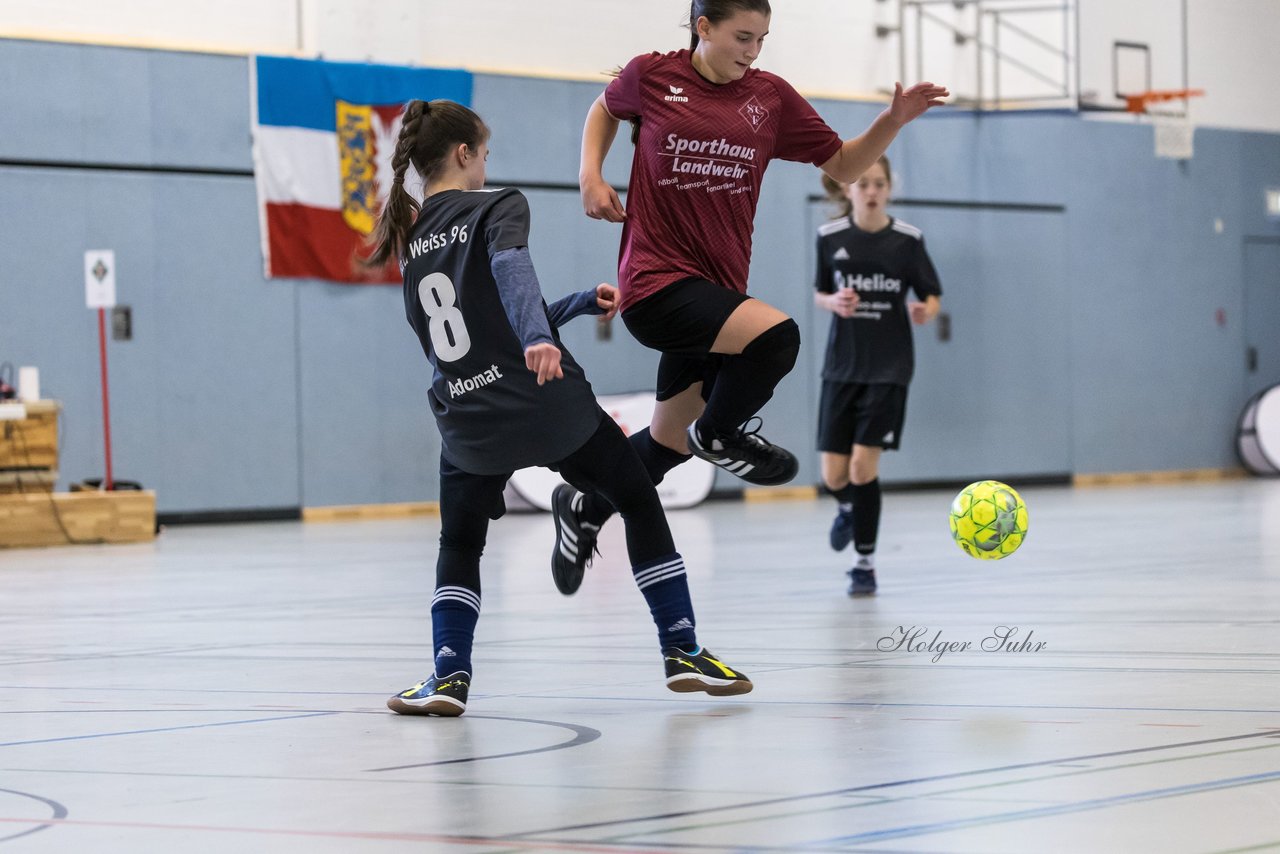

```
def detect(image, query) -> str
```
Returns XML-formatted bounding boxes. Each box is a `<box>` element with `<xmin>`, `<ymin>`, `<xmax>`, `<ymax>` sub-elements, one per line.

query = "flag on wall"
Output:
<box><xmin>251</xmin><ymin>56</ymin><xmax>473</xmax><ymax>283</ymax></box>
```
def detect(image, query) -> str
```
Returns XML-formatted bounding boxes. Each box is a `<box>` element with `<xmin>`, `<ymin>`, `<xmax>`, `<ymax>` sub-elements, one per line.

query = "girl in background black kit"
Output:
<box><xmin>815</xmin><ymin>156</ymin><xmax>942</xmax><ymax>596</ymax></box>
<box><xmin>364</xmin><ymin>99</ymin><xmax>751</xmax><ymax>716</ymax></box>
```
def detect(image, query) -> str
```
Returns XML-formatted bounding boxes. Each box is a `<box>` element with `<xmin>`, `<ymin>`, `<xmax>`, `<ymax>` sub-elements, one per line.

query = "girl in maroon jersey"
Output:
<box><xmin>549</xmin><ymin>0</ymin><xmax>947</xmax><ymax>586</ymax></box>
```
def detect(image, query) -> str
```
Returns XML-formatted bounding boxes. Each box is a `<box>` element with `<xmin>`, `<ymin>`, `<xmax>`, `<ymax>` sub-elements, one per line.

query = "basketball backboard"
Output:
<box><xmin>1077</xmin><ymin>0</ymin><xmax>1188</xmax><ymax>113</ymax></box>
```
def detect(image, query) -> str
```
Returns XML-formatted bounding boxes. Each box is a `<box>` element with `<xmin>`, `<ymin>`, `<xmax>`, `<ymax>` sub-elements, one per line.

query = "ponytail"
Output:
<box><xmin>361</xmin><ymin>99</ymin><xmax>489</xmax><ymax>270</ymax></box>
<box><xmin>362</xmin><ymin>99</ymin><xmax>428</xmax><ymax>270</ymax></box>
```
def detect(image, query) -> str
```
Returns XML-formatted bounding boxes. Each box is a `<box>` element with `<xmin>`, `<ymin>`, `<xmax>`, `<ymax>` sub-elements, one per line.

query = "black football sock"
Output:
<box><xmin>850</xmin><ymin>478</ymin><xmax>882</xmax><ymax>557</ymax></box>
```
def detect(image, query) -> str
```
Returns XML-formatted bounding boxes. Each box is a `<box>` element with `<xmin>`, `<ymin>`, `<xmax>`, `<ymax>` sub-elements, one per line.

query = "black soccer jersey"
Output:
<box><xmin>814</xmin><ymin>216</ymin><xmax>942</xmax><ymax>386</ymax></box>
<box><xmin>403</xmin><ymin>188</ymin><xmax>601</xmax><ymax>475</ymax></box>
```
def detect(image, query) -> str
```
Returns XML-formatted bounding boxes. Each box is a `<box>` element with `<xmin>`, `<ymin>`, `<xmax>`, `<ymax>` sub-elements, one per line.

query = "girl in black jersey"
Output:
<box><xmin>364</xmin><ymin>99</ymin><xmax>751</xmax><ymax>715</ymax></box>
<box><xmin>814</xmin><ymin>156</ymin><xmax>942</xmax><ymax>596</ymax></box>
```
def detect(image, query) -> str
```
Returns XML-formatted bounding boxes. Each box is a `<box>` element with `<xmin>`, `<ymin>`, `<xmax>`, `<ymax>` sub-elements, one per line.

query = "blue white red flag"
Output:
<box><xmin>251</xmin><ymin>56</ymin><xmax>472</xmax><ymax>283</ymax></box>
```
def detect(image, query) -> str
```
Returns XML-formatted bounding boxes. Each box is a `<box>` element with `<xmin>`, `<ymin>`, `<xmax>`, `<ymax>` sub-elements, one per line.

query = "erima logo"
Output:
<box><xmin>667</xmin><ymin>617</ymin><xmax>694</xmax><ymax>632</ymax></box>
<box><xmin>448</xmin><ymin>365</ymin><xmax>505</xmax><ymax>399</ymax></box>
<box><xmin>664</xmin><ymin>84</ymin><xmax>690</xmax><ymax>103</ymax></box>
<box><xmin>833</xmin><ymin>247</ymin><xmax>850</xmax><ymax>261</ymax></box>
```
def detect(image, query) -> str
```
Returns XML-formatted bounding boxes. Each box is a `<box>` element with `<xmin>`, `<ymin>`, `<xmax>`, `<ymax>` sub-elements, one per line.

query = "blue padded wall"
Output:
<box><xmin>3</xmin><ymin>37</ymin><xmax>1279</xmax><ymax>512</ymax></box>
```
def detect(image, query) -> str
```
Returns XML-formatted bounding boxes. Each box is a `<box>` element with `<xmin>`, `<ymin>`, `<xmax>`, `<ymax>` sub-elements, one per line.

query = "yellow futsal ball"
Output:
<box><xmin>949</xmin><ymin>480</ymin><xmax>1028</xmax><ymax>560</ymax></box>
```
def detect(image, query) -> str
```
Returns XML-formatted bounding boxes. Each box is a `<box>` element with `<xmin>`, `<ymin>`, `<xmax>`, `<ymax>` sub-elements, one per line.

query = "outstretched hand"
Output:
<box><xmin>594</xmin><ymin>283</ymin><xmax>620</xmax><ymax>321</ymax></box>
<box><xmin>525</xmin><ymin>342</ymin><xmax>564</xmax><ymax>386</ymax></box>
<box><xmin>888</xmin><ymin>81</ymin><xmax>950</xmax><ymax>125</ymax></box>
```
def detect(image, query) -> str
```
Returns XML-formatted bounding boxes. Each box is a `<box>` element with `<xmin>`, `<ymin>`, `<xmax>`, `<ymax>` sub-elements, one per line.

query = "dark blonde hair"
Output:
<box><xmin>361</xmin><ymin>99</ymin><xmax>490</xmax><ymax>269</ymax></box>
<box><xmin>687</xmin><ymin>0</ymin><xmax>772</xmax><ymax>49</ymax></box>
<box><xmin>822</xmin><ymin>155</ymin><xmax>892</xmax><ymax>219</ymax></box>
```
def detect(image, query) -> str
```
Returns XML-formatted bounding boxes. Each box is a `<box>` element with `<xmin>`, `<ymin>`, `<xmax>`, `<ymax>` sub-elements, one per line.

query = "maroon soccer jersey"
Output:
<box><xmin>605</xmin><ymin>50</ymin><xmax>842</xmax><ymax>311</ymax></box>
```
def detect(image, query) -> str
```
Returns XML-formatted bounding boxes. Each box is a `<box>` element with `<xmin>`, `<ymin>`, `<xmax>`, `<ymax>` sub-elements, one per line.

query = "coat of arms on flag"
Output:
<box><xmin>250</xmin><ymin>56</ymin><xmax>472</xmax><ymax>283</ymax></box>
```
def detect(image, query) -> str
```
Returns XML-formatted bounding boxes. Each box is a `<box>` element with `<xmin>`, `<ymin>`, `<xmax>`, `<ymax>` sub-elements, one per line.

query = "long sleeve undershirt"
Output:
<box><xmin>490</xmin><ymin>247</ymin><xmax>604</xmax><ymax>347</ymax></box>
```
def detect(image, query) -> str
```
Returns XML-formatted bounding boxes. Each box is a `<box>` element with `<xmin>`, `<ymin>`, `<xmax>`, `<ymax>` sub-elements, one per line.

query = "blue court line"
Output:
<box><xmin>587</xmin><ymin>742</ymin><xmax>1280</xmax><ymax>848</ymax></box>
<box><xmin>509</xmin><ymin>729</ymin><xmax>1280</xmax><ymax>839</ymax></box>
<box><xmin>810</xmin><ymin>768</ymin><xmax>1280</xmax><ymax>845</ymax></box>
<box><xmin>0</xmin><ymin>712</ymin><xmax>334</xmax><ymax>748</ymax></box>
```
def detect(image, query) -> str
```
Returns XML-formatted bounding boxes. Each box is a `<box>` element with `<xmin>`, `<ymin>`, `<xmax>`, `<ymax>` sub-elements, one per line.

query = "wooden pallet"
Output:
<box><xmin>0</xmin><ymin>469</ymin><xmax>58</xmax><ymax>495</ymax></box>
<box><xmin>0</xmin><ymin>490</ymin><xmax>156</xmax><ymax>549</ymax></box>
<box><xmin>0</xmin><ymin>400</ymin><xmax>59</xmax><ymax>470</ymax></box>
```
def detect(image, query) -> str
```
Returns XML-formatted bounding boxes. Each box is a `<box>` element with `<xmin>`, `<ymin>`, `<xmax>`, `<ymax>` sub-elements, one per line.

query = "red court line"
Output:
<box><xmin>1020</xmin><ymin>720</ymin><xmax>1081</xmax><ymax>725</ymax></box>
<box><xmin>0</xmin><ymin>817</ymin><xmax>656</xmax><ymax>853</ymax></box>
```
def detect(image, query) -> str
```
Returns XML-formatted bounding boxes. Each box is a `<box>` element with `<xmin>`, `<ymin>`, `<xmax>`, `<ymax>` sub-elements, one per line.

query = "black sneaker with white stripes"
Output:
<box><xmin>686</xmin><ymin>418</ymin><xmax>798</xmax><ymax>486</ymax></box>
<box><xmin>551</xmin><ymin>484</ymin><xmax>599</xmax><ymax>596</ymax></box>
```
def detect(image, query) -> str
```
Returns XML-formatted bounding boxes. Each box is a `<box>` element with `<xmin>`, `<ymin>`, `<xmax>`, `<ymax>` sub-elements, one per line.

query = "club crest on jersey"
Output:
<box><xmin>337</xmin><ymin>100</ymin><xmax>409</xmax><ymax>235</ymax></box>
<box><xmin>665</xmin><ymin>84</ymin><xmax>690</xmax><ymax>103</ymax></box>
<box><xmin>739</xmin><ymin>96</ymin><xmax>769</xmax><ymax>132</ymax></box>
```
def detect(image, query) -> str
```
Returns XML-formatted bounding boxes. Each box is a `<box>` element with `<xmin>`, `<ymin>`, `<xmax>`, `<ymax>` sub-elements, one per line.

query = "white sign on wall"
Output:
<box><xmin>84</xmin><ymin>250</ymin><xmax>117</xmax><ymax>309</ymax></box>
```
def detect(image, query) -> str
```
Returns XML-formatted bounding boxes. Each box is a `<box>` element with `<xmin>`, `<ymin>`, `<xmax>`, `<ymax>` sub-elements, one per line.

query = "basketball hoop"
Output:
<box><xmin>1123</xmin><ymin>88</ymin><xmax>1205</xmax><ymax>114</ymax></box>
<box><xmin>1123</xmin><ymin>88</ymin><xmax>1204</xmax><ymax>161</ymax></box>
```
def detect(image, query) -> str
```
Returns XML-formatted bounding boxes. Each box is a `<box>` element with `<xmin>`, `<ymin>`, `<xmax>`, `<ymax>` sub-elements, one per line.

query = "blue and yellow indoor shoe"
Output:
<box><xmin>387</xmin><ymin>672</ymin><xmax>470</xmax><ymax>716</ymax></box>
<box><xmin>662</xmin><ymin>647</ymin><xmax>753</xmax><ymax>696</ymax></box>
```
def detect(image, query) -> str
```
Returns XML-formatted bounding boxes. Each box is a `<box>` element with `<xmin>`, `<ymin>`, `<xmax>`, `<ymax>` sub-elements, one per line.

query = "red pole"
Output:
<box><xmin>97</xmin><ymin>306</ymin><xmax>114</xmax><ymax>491</ymax></box>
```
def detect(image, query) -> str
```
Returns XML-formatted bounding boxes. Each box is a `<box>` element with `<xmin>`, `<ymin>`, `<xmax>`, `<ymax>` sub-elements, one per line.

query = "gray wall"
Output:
<box><xmin>2</xmin><ymin>39</ymin><xmax>1278</xmax><ymax>512</ymax></box>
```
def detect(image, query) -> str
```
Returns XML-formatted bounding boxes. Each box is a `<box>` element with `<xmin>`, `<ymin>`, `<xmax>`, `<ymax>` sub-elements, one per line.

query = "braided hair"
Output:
<box><xmin>362</xmin><ymin>99</ymin><xmax>489</xmax><ymax>269</ymax></box>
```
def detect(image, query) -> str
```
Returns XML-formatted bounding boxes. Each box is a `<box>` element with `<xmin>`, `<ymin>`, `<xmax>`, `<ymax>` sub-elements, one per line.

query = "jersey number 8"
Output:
<box><xmin>418</xmin><ymin>272</ymin><xmax>472</xmax><ymax>362</ymax></box>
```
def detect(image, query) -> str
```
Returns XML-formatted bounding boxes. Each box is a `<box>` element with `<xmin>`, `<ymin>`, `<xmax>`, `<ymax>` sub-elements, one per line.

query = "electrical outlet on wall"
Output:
<box><xmin>112</xmin><ymin>306</ymin><xmax>132</xmax><ymax>341</ymax></box>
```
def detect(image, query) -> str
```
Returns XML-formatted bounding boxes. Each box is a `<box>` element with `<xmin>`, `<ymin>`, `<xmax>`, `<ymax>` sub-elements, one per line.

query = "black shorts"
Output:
<box><xmin>438</xmin><ymin>409</ymin><xmax>675</xmax><ymax>565</ymax></box>
<box><xmin>817</xmin><ymin>381</ymin><xmax>908</xmax><ymax>452</ymax></box>
<box><xmin>622</xmin><ymin>277</ymin><xmax>751</xmax><ymax>402</ymax></box>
